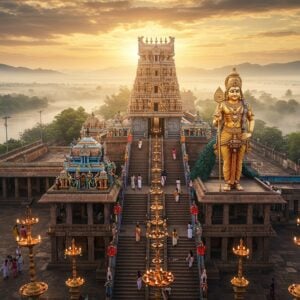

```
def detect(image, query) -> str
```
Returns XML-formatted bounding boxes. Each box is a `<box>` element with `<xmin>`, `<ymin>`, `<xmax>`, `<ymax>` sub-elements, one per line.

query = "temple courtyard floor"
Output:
<box><xmin>0</xmin><ymin>202</ymin><xmax>299</xmax><ymax>300</ymax></box>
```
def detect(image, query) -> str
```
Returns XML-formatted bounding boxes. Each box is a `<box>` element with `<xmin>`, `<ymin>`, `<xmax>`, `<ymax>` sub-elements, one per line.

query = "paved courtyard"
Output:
<box><xmin>0</xmin><ymin>202</ymin><xmax>299</xmax><ymax>300</ymax></box>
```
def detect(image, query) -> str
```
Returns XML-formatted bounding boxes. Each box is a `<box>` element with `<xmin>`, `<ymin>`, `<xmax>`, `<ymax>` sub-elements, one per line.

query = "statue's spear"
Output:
<box><xmin>214</xmin><ymin>87</ymin><xmax>225</xmax><ymax>192</ymax></box>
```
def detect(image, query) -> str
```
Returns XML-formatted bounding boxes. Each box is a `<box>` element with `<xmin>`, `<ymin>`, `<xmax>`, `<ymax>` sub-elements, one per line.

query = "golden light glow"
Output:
<box><xmin>0</xmin><ymin>1</ymin><xmax>299</xmax><ymax>70</ymax></box>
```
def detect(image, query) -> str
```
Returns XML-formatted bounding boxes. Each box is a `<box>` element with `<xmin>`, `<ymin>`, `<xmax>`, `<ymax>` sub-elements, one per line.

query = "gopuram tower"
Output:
<box><xmin>129</xmin><ymin>36</ymin><xmax>183</xmax><ymax>138</ymax></box>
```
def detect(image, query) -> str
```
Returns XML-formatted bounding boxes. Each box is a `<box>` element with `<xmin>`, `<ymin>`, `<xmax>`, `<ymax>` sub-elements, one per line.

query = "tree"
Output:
<box><xmin>21</xmin><ymin>124</ymin><xmax>52</xmax><ymax>144</ymax></box>
<box><xmin>286</xmin><ymin>132</ymin><xmax>300</xmax><ymax>163</ymax></box>
<box><xmin>252</xmin><ymin>119</ymin><xmax>266</xmax><ymax>141</ymax></box>
<box><xmin>0</xmin><ymin>139</ymin><xmax>23</xmax><ymax>155</ymax></box>
<box><xmin>49</xmin><ymin>107</ymin><xmax>88</xmax><ymax>145</ymax></box>
<box><xmin>97</xmin><ymin>86</ymin><xmax>130</xmax><ymax>120</ymax></box>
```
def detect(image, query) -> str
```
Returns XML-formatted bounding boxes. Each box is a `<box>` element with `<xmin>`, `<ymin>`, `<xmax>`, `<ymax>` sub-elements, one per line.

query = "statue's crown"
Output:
<box><xmin>225</xmin><ymin>68</ymin><xmax>242</xmax><ymax>90</ymax></box>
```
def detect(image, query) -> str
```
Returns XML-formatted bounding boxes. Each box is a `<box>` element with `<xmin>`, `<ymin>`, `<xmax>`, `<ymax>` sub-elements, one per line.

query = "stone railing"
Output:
<box><xmin>48</xmin><ymin>224</ymin><xmax>111</xmax><ymax>235</ymax></box>
<box><xmin>250</xmin><ymin>140</ymin><xmax>298</xmax><ymax>174</ymax></box>
<box><xmin>202</xmin><ymin>224</ymin><xmax>275</xmax><ymax>237</ymax></box>
<box><xmin>0</xmin><ymin>140</ymin><xmax>43</xmax><ymax>161</ymax></box>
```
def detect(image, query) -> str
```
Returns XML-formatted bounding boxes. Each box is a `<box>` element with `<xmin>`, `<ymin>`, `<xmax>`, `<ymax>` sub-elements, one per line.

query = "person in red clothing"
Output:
<box><xmin>197</xmin><ymin>241</ymin><xmax>206</xmax><ymax>269</ymax></box>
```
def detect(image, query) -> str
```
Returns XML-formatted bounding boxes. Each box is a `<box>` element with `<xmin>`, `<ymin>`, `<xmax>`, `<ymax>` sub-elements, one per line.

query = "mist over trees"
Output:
<box><xmin>0</xmin><ymin>94</ymin><xmax>48</xmax><ymax>116</ymax></box>
<box><xmin>95</xmin><ymin>86</ymin><xmax>130</xmax><ymax>120</ymax></box>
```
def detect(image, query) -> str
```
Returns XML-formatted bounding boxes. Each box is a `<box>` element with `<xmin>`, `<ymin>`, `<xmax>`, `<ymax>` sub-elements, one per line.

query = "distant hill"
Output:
<box><xmin>179</xmin><ymin>61</ymin><xmax>300</xmax><ymax>77</ymax></box>
<box><xmin>0</xmin><ymin>64</ymin><xmax>62</xmax><ymax>75</ymax></box>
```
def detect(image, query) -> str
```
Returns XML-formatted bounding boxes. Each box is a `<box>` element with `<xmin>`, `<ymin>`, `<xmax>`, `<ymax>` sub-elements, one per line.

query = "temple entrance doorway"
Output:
<box><xmin>149</xmin><ymin>117</ymin><xmax>164</xmax><ymax>137</ymax></box>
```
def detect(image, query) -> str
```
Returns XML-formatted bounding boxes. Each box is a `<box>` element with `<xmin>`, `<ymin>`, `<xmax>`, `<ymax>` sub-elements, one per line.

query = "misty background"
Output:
<box><xmin>0</xmin><ymin>61</ymin><xmax>299</xmax><ymax>144</ymax></box>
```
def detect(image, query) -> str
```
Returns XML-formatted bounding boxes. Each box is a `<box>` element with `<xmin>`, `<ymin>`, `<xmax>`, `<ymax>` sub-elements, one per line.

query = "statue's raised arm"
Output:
<box><xmin>213</xmin><ymin>68</ymin><xmax>255</xmax><ymax>191</ymax></box>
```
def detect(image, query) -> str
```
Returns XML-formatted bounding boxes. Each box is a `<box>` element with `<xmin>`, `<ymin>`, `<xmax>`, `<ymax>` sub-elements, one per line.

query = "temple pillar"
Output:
<box><xmin>45</xmin><ymin>177</ymin><xmax>50</xmax><ymax>191</ymax></box>
<box><xmin>257</xmin><ymin>237</ymin><xmax>263</xmax><ymax>261</ymax></box>
<box><xmin>27</xmin><ymin>177</ymin><xmax>32</xmax><ymax>200</ymax></box>
<box><xmin>88</xmin><ymin>236</ymin><xmax>94</xmax><ymax>262</ymax></box>
<box><xmin>2</xmin><ymin>178</ymin><xmax>7</xmax><ymax>199</ymax></box>
<box><xmin>51</xmin><ymin>236</ymin><xmax>58</xmax><ymax>262</ymax></box>
<box><xmin>247</xmin><ymin>204</ymin><xmax>253</xmax><ymax>225</ymax></box>
<box><xmin>264</xmin><ymin>205</ymin><xmax>271</xmax><ymax>225</ymax></box>
<box><xmin>205</xmin><ymin>237</ymin><xmax>211</xmax><ymax>260</ymax></box>
<box><xmin>246</xmin><ymin>237</ymin><xmax>253</xmax><ymax>260</ymax></box>
<box><xmin>263</xmin><ymin>237</ymin><xmax>269</xmax><ymax>262</ymax></box>
<box><xmin>104</xmin><ymin>204</ymin><xmax>110</xmax><ymax>225</ymax></box>
<box><xmin>66</xmin><ymin>204</ymin><xmax>72</xmax><ymax>225</ymax></box>
<box><xmin>87</xmin><ymin>204</ymin><xmax>93</xmax><ymax>225</ymax></box>
<box><xmin>36</xmin><ymin>177</ymin><xmax>41</xmax><ymax>194</ymax></box>
<box><xmin>14</xmin><ymin>177</ymin><xmax>19</xmax><ymax>199</ymax></box>
<box><xmin>221</xmin><ymin>237</ymin><xmax>228</xmax><ymax>261</ymax></box>
<box><xmin>205</xmin><ymin>205</ymin><xmax>212</xmax><ymax>225</ymax></box>
<box><xmin>50</xmin><ymin>204</ymin><xmax>57</xmax><ymax>226</ymax></box>
<box><xmin>223</xmin><ymin>204</ymin><xmax>229</xmax><ymax>225</ymax></box>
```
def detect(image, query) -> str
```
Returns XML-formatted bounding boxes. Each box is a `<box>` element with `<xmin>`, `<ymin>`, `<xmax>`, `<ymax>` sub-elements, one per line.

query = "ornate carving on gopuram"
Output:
<box><xmin>129</xmin><ymin>36</ymin><xmax>182</xmax><ymax>117</ymax></box>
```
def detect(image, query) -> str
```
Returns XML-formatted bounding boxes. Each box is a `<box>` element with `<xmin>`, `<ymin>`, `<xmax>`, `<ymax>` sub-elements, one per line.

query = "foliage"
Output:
<box><xmin>0</xmin><ymin>94</ymin><xmax>48</xmax><ymax>116</ymax></box>
<box><xmin>285</xmin><ymin>132</ymin><xmax>300</xmax><ymax>163</ymax></box>
<box><xmin>20</xmin><ymin>124</ymin><xmax>52</xmax><ymax>144</ymax></box>
<box><xmin>0</xmin><ymin>139</ymin><xmax>23</xmax><ymax>155</ymax></box>
<box><xmin>190</xmin><ymin>137</ymin><xmax>216</xmax><ymax>181</ymax></box>
<box><xmin>96</xmin><ymin>86</ymin><xmax>130</xmax><ymax>120</ymax></box>
<box><xmin>252</xmin><ymin>119</ymin><xmax>287</xmax><ymax>152</ymax></box>
<box><xmin>181</xmin><ymin>89</ymin><xmax>197</xmax><ymax>113</ymax></box>
<box><xmin>50</xmin><ymin>107</ymin><xmax>88</xmax><ymax>145</ymax></box>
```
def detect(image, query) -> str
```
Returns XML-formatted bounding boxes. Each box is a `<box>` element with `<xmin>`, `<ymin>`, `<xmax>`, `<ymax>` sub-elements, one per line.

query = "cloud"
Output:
<box><xmin>256</xmin><ymin>30</ymin><xmax>300</xmax><ymax>37</ymax></box>
<box><xmin>0</xmin><ymin>38</ymin><xmax>64</xmax><ymax>46</ymax></box>
<box><xmin>0</xmin><ymin>0</ymin><xmax>299</xmax><ymax>40</ymax></box>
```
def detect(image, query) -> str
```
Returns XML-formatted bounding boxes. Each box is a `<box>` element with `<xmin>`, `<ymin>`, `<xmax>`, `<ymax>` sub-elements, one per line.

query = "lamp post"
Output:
<box><xmin>16</xmin><ymin>206</ymin><xmax>48</xmax><ymax>299</ymax></box>
<box><xmin>231</xmin><ymin>239</ymin><xmax>250</xmax><ymax>300</ymax></box>
<box><xmin>65</xmin><ymin>238</ymin><xmax>84</xmax><ymax>300</ymax></box>
<box><xmin>38</xmin><ymin>110</ymin><xmax>43</xmax><ymax>142</ymax></box>
<box><xmin>288</xmin><ymin>217</ymin><xmax>300</xmax><ymax>299</ymax></box>
<box><xmin>3</xmin><ymin>115</ymin><xmax>11</xmax><ymax>153</ymax></box>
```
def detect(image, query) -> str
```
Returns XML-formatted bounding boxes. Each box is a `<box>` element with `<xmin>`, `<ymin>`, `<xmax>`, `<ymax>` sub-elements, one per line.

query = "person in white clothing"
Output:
<box><xmin>187</xmin><ymin>222</ymin><xmax>193</xmax><ymax>239</ymax></box>
<box><xmin>137</xmin><ymin>174</ymin><xmax>142</xmax><ymax>190</ymax></box>
<box><xmin>138</xmin><ymin>139</ymin><xmax>143</xmax><ymax>150</ymax></box>
<box><xmin>186</xmin><ymin>250</ymin><xmax>194</xmax><ymax>268</ymax></box>
<box><xmin>131</xmin><ymin>175</ymin><xmax>136</xmax><ymax>190</ymax></box>
<box><xmin>176</xmin><ymin>178</ymin><xmax>181</xmax><ymax>193</ymax></box>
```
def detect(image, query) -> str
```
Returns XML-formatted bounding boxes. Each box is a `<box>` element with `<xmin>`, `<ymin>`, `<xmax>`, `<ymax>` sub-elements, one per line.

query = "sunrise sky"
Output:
<box><xmin>0</xmin><ymin>0</ymin><xmax>299</xmax><ymax>71</ymax></box>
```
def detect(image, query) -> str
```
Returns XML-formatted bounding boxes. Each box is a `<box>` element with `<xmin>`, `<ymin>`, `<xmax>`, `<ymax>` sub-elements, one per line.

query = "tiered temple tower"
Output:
<box><xmin>129</xmin><ymin>36</ymin><xmax>183</xmax><ymax>138</ymax></box>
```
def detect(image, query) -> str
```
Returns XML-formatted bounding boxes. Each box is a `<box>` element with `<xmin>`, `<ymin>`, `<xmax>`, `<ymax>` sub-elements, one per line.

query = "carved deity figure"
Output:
<box><xmin>213</xmin><ymin>68</ymin><xmax>255</xmax><ymax>191</ymax></box>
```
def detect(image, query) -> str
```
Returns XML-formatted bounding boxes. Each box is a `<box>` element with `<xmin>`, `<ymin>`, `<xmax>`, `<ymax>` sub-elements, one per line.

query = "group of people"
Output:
<box><xmin>130</xmin><ymin>174</ymin><xmax>143</xmax><ymax>190</ymax></box>
<box><xmin>1</xmin><ymin>247</ymin><xmax>24</xmax><ymax>280</ymax></box>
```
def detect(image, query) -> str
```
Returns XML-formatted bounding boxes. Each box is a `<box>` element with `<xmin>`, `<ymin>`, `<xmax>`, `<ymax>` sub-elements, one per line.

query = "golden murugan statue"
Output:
<box><xmin>213</xmin><ymin>68</ymin><xmax>255</xmax><ymax>191</ymax></box>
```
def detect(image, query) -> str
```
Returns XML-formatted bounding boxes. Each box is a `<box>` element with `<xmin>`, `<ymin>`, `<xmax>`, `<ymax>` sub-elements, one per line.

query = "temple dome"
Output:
<box><xmin>73</xmin><ymin>136</ymin><xmax>102</xmax><ymax>149</ymax></box>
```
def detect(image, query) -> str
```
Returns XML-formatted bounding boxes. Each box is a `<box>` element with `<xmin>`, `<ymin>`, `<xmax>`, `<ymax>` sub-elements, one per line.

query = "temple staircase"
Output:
<box><xmin>128</xmin><ymin>139</ymin><xmax>149</xmax><ymax>185</ymax></box>
<box><xmin>163</xmin><ymin>139</ymin><xmax>185</xmax><ymax>184</ymax></box>
<box><xmin>112</xmin><ymin>192</ymin><xmax>148</xmax><ymax>299</ymax></box>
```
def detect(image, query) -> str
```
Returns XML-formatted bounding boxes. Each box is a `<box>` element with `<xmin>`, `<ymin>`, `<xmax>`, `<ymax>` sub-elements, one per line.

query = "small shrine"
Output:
<box><xmin>80</xmin><ymin>113</ymin><xmax>106</xmax><ymax>140</ymax></box>
<box><xmin>55</xmin><ymin>136</ymin><xmax>116</xmax><ymax>191</ymax></box>
<box><xmin>39</xmin><ymin>136</ymin><xmax>121</xmax><ymax>269</ymax></box>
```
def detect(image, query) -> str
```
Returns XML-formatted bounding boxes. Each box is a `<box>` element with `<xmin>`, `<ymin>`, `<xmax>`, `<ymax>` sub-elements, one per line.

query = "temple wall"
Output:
<box><xmin>132</xmin><ymin>117</ymin><xmax>148</xmax><ymax>138</ymax></box>
<box><xmin>165</xmin><ymin>117</ymin><xmax>181</xmax><ymax>138</ymax></box>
